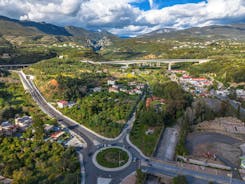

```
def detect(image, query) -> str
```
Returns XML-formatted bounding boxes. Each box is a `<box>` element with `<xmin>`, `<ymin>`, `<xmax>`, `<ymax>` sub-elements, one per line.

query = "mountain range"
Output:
<box><xmin>0</xmin><ymin>15</ymin><xmax>245</xmax><ymax>51</ymax></box>
<box><xmin>140</xmin><ymin>24</ymin><xmax>245</xmax><ymax>41</ymax></box>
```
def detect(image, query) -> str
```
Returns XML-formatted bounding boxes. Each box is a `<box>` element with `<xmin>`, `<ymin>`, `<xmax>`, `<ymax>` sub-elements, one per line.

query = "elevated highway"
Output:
<box><xmin>0</xmin><ymin>64</ymin><xmax>32</xmax><ymax>69</ymax></box>
<box><xmin>82</xmin><ymin>59</ymin><xmax>210</xmax><ymax>70</ymax></box>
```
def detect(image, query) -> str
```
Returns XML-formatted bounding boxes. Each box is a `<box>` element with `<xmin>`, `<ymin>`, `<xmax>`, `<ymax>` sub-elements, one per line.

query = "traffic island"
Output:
<box><xmin>92</xmin><ymin>146</ymin><xmax>132</xmax><ymax>171</ymax></box>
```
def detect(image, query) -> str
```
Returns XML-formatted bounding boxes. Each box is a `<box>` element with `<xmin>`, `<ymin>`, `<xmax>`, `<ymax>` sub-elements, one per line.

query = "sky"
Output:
<box><xmin>0</xmin><ymin>0</ymin><xmax>244</xmax><ymax>37</ymax></box>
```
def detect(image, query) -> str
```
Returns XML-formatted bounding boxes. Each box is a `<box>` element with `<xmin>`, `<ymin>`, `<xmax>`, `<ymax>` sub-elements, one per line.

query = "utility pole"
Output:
<box><xmin>229</xmin><ymin>171</ymin><xmax>232</xmax><ymax>184</ymax></box>
<box><xmin>119</xmin><ymin>150</ymin><xmax>121</xmax><ymax>167</ymax></box>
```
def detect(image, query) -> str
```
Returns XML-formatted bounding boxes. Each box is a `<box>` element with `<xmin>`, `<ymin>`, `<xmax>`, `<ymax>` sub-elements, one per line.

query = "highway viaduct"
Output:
<box><xmin>0</xmin><ymin>64</ymin><xmax>31</xmax><ymax>70</ymax></box>
<box><xmin>82</xmin><ymin>59</ymin><xmax>210</xmax><ymax>70</ymax></box>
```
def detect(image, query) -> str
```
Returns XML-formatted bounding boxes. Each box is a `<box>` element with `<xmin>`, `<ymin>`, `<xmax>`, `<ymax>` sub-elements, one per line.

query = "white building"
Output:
<box><xmin>107</xmin><ymin>80</ymin><xmax>116</xmax><ymax>86</ymax></box>
<box><xmin>57</xmin><ymin>100</ymin><xmax>68</xmax><ymax>108</ymax></box>
<box><xmin>92</xmin><ymin>87</ymin><xmax>102</xmax><ymax>93</ymax></box>
<box><xmin>216</xmin><ymin>90</ymin><xmax>230</xmax><ymax>97</ymax></box>
<box><xmin>236</xmin><ymin>89</ymin><xmax>245</xmax><ymax>97</ymax></box>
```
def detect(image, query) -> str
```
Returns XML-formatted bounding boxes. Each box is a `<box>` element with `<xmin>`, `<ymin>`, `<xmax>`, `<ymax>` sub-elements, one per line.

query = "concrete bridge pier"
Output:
<box><xmin>168</xmin><ymin>63</ymin><xmax>172</xmax><ymax>70</ymax></box>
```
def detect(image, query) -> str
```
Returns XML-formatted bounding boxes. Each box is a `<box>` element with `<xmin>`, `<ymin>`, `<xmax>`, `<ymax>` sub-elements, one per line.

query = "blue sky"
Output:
<box><xmin>0</xmin><ymin>0</ymin><xmax>244</xmax><ymax>37</ymax></box>
<box><xmin>131</xmin><ymin>0</ymin><xmax>207</xmax><ymax>10</ymax></box>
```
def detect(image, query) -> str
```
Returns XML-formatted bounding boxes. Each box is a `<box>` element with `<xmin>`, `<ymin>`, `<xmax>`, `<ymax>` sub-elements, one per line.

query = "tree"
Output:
<box><xmin>173</xmin><ymin>175</ymin><xmax>188</xmax><ymax>184</ymax></box>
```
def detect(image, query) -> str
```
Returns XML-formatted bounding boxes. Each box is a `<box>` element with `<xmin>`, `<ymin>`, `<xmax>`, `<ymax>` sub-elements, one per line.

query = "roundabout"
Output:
<box><xmin>92</xmin><ymin>146</ymin><xmax>132</xmax><ymax>172</ymax></box>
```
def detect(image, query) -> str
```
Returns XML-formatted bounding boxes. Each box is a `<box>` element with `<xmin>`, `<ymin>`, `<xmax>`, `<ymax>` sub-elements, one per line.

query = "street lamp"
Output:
<box><xmin>119</xmin><ymin>150</ymin><xmax>121</xmax><ymax>167</ymax></box>
<box><xmin>229</xmin><ymin>171</ymin><xmax>233</xmax><ymax>184</ymax></box>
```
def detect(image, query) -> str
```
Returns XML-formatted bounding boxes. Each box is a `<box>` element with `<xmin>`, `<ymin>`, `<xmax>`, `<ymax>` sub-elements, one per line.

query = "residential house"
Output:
<box><xmin>44</xmin><ymin>124</ymin><xmax>55</xmax><ymax>133</ymax></box>
<box><xmin>68</xmin><ymin>102</ymin><xmax>76</xmax><ymax>108</ymax></box>
<box><xmin>57</xmin><ymin>100</ymin><xmax>68</xmax><ymax>108</ymax></box>
<box><xmin>216</xmin><ymin>90</ymin><xmax>230</xmax><ymax>97</ymax></box>
<box><xmin>92</xmin><ymin>87</ymin><xmax>102</xmax><ymax>93</ymax></box>
<box><xmin>0</xmin><ymin>121</ymin><xmax>17</xmax><ymax>135</ymax></box>
<box><xmin>15</xmin><ymin>116</ymin><xmax>32</xmax><ymax>129</ymax></box>
<box><xmin>236</xmin><ymin>89</ymin><xmax>245</xmax><ymax>97</ymax></box>
<box><xmin>107</xmin><ymin>79</ymin><xmax>116</xmax><ymax>86</ymax></box>
<box><xmin>1</xmin><ymin>53</ymin><xmax>11</xmax><ymax>59</ymax></box>
<box><xmin>109</xmin><ymin>86</ymin><xmax>119</xmax><ymax>93</ymax></box>
<box><xmin>145</xmin><ymin>128</ymin><xmax>155</xmax><ymax>135</ymax></box>
<box><xmin>50</xmin><ymin>131</ymin><xmax>65</xmax><ymax>140</ymax></box>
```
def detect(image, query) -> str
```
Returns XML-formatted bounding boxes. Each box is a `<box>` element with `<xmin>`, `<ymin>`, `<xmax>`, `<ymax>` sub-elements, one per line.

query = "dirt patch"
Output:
<box><xmin>186</xmin><ymin>132</ymin><xmax>242</xmax><ymax>167</ymax></box>
<box><xmin>121</xmin><ymin>172</ymin><xmax>137</xmax><ymax>184</ymax></box>
<box><xmin>49</xmin><ymin>79</ymin><xmax>59</xmax><ymax>87</ymax></box>
<box><xmin>194</xmin><ymin>117</ymin><xmax>245</xmax><ymax>140</ymax></box>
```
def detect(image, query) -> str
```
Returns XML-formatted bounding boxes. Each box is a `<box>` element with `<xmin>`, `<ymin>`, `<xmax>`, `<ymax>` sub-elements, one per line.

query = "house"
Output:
<box><xmin>216</xmin><ymin>90</ymin><xmax>230</xmax><ymax>97</ymax></box>
<box><xmin>145</xmin><ymin>128</ymin><xmax>155</xmax><ymax>135</ymax></box>
<box><xmin>146</xmin><ymin>96</ymin><xmax>166</xmax><ymax>109</ymax></box>
<box><xmin>236</xmin><ymin>89</ymin><xmax>245</xmax><ymax>97</ymax></box>
<box><xmin>128</xmin><ymin>82</ymin><xmax>136</xmax><ymax>86</ymax></box>
<box><xmin>0</xmin><ymin>121</ymin><xmax>17</xmax><ymax>135</ymax></box>
<box><xmin>1</xmin><ymin>53</ymin><xmax>11</xmax><ymax>59</ymax></box>
<box><xmin>171</xmin><ymin>70</ymin><xmax>186</xmax><ymax>74</ymax></box>
<box><xmin>0</xmin><ymin>121</ymin><xmax>12</xmax><ymax>131</ymax></box>
<box><xmin>44</xmin><ymin>124</ymin><xmax>55</xmax><ymax>133</ymax></box>
<box><xmin>50</xmin><ymin>131</ymin><xmax>65</xmax><ymax>140</ymax></box>
<box><xmin>68</xmin><ymin>102</ymin><xmax>76</xmax><ymax>108</ymax></box>
<box><xmin>107</xmin><ymin>79</ymin><xmax>116</xmax><ymax>86</ymax></box>
<box><xmin>109</xmin><ymin>87</ymin><xmax>119</xmax><ymax>93</ymax></box>
<box><xmin>58</xmin><ymin>55</ymin><xmax>64</xmax><ymax>59</ymax></box>
<box><xmin>133</xmin><ymin>89</ymin><xmax>142</xmax><ymax>95</ymax></box>
<box><xmin>57</xmin><ymin>100</ymin><xmax>68</xmax><ymax>108</ymax></box>
<box><xmin>120</xmin><ymin>88</ymin><xmax>128</xmax><ymax>93</ymax></box>
<box><xmin>15</xmin><ymin>116</ymin><xmax>32</xmax><ymax>129</ymax></box>
<box><xmin>92</xmin><ymin>87</ymin><xmax>102</xmax><ymax>93</ymax></box>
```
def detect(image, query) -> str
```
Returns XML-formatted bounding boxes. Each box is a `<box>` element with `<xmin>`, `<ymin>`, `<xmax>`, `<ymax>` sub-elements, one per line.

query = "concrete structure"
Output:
<box><xmin>0</xmin><ymin>64</ymin><xmax>31</xmax><ymax>70</ymax></box>
<box><xmin>81</xmin><ymin>59</ymin><xmax>210</xmax><ymax>70</ymax></box>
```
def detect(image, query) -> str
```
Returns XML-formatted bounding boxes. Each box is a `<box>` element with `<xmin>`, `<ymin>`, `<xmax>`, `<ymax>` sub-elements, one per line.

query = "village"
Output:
<box><xmin>0</xmin><ymin>115</ymin><xmax>81</xmax><ymax>148</ymax></box>
<box><xmin>169</xmin><ymin>69</ymin><xmax>245</xmax><ymax>104</ymax></box>
<box><xmin>56</xmin><ymin>78</ymin><xmax>145</xmax><ymax>109</ymax></box>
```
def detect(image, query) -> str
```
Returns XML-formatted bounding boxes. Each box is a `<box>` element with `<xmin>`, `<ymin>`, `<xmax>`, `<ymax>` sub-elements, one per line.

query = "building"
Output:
<box><xmin>216</xmin><ymin>90</ymin><xmax>230</xmax><ymax>97</ymax></box>
<box><xmin>50</xmin><ymin>131</ymin><xmax>65</xmax><ymax>140</ymax></box>
<box><xmin>0</xmin><ymin>121</ymin><xmax>17</xmax><ymax>135</ymax></box>
<box><xmin>109</xmin><ymin>87</ymin><xmax>119</xmax><ymax>93</ymax></box>
<box><xmin>57</xmin><ymin>100</ymin><xmax>69</xmax><ymax>108</ymax></box>
<box><xmin>171</xmin><ymin>70</ymin><xmax>186</xmax><ymax>74</ymax></box>
<box><xmin>92</xmin><ymin>87</ymin><xmax>102</xmax><ymax>93</ymax></box>
<box><xmin>44</xmin><ymin>124</ymin><xmax>55</xmax><ymax>133</ymax></box>
<box><xmin>68</xmin><ymin>102</ymin><xmax>76</xmax><ymax>108</ymax></box>
<box><xmin>1</xmin><ymin>53</ymin><xmax>11</xmax><ymax>59</ymax></box>
<box><xmin>107</xmin><ymin>79</ymin><xmax>116</xmax><ymax>86</ymax></box>
<box><xmin>146</xmin><ymin>96</ymin><xmax>166</xmax><ymax>109</ymax></box>
<box><xmin>15</xmin><ymin>116</ymin><xmax>32</xmax><ymax>129</ymax></box>
<box><xmin>58</xmin><ymin>55</ymin><xmax>64</xmax><ymax>59</ymax></box>
<box><xmin>145</xmin><ymin>128</ymin><xmax>155</xmax><ymax>135</ymax></box>
<box><xmin>236</xmin><ymin>89</ymin><xmax>245</xmax><ymax>97</ymax></box>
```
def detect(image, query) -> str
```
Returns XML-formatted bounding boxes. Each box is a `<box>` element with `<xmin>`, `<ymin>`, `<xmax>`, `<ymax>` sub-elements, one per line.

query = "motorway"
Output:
<box><xmin>18</xmin><ymin>70</ymin><xmax>245</xmax><ymax>184</ymax></box>
<box><xmin>81</xmin><ymin>59</ymin><xmax>210</xmax><ymax>65</ymax></box>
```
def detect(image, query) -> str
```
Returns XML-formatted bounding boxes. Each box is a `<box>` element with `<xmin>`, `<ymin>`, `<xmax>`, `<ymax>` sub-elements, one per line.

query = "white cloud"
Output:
<box><xmin>148</xmin><ymin>0</ymin><xmax>154</xmax><ymax>9</ymax></box>
<box><xmin>0</xmin><ymin>0</ymin><xmax>244</xmax><ymax>36</ymax></box>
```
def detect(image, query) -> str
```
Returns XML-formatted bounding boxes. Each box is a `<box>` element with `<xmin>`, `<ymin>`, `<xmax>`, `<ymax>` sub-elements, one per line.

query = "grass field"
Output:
<box><xmin>96</xmin><ymin>148</ymin><xmax>129</xmax><ymax>168</ymax></box>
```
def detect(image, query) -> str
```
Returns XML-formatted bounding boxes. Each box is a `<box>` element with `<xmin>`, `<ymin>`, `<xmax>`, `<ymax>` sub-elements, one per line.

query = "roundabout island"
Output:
<box><xmin>92</xmin><ymin>146</ymin><xmax>132</xmax><ymax>172</ymax></box>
